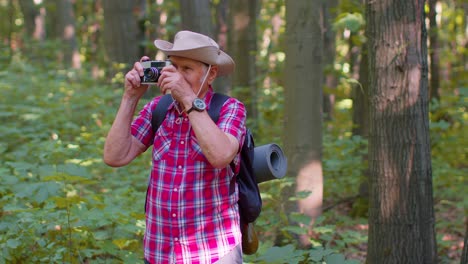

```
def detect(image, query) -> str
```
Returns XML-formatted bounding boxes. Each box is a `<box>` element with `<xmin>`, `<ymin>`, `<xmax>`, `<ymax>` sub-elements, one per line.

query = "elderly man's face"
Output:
<box><xmin>169</xmin><ymin>56</ymin><xmax>210</xmax><ymax>90</ymax></box>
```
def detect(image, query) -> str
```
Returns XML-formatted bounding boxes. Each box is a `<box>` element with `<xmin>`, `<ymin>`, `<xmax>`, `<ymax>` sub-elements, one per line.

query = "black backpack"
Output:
<box><xmin>150</xmin><ymin>93</ymin><xmax>262</xmax><ymax>224</ymax></box>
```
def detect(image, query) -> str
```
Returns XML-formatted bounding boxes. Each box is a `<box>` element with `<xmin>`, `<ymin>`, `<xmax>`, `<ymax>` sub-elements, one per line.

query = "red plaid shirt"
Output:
<box><xmin>131</xmin><ymin>88</ymin><xmax>246</xmax><ymax>264</ymax></box>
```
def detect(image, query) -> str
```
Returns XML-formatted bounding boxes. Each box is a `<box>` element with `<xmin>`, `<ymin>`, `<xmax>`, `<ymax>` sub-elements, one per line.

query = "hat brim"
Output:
<box><xmin>154</xmin><ymin>39</ymin><xmax>235</xmax><ymax>76</ymax></box>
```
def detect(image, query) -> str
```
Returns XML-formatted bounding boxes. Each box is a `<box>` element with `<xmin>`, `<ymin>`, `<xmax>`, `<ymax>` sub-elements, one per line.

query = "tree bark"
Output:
<box><xmin>366</xmin><ymin>0</ymin><xmax>438</xmax><ymax>263</ymax></box>
<box><xmin>102</xmin><ymin>0</ymin><xmax>140</xmax><ymax>67</ymax></box>
<box><xmin>228</xmin><ymin>0</ymin><xmax>259</xmax><ymax>125</ymax></box>
<box><xmin>179</xmin><ymin>0</ymin><xmax>213</xmax><ymax>37</ymax></box>
<box><xmin>284</xmin><ymin>0</ymin><xmax>324</xmax><ymax>247</ymax></box>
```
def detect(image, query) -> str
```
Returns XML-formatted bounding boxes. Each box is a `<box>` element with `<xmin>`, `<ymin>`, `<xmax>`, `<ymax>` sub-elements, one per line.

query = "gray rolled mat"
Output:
<box><xmin>253</xmin><ymin>144</ymin><xmax>287</xmax><ymax>183</ymax></box>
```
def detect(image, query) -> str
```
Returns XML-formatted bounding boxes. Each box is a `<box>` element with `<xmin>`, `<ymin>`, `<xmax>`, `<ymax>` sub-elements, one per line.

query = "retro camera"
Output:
<box><xmin>140</xmin><ymin>60</ymin><xmax>171</xmax><ymax>85</ymax></box>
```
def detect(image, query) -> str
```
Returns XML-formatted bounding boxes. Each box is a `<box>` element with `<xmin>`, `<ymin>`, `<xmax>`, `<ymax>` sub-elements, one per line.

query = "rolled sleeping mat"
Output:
<box><xmin>253</xmin><ymin>144</ymin><xmax>287</xmax><ymax>183</ymax></box>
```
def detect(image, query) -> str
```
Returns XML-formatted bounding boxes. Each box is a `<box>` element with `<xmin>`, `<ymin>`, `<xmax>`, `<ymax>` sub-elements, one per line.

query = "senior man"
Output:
<box><xmin>103</xmin><ymin>31</ymin><xmax>246</xmax><ymax>264</ymax></box>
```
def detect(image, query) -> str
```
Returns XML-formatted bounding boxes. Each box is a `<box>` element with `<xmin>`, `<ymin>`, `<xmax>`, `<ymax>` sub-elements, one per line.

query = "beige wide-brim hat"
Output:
<box><xmin>154</xmin><ymin>31</ymin><xmax>235</xmax><ymax>76</ymax></box>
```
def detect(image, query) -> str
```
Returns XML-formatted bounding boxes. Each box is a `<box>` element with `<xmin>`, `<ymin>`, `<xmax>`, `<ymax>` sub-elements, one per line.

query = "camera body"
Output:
<box><xmin>140</xmin><ymin>60</ymin><xmax>171</xmax><ymax>85</ymax></box>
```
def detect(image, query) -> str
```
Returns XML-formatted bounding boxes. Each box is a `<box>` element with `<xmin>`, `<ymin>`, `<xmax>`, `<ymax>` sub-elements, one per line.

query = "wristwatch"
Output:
<box><xmin>186</xmin><ymin>98</ymin><xmax>206</xmax><ymax>114</ymax></box>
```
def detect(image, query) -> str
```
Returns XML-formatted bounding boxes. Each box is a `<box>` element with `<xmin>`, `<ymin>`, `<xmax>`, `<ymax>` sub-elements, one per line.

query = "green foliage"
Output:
<box><xmin>0</xmin><ymin>54</ymin><xmax>148</xmax><ymax>263</ymax></box>
<box><xmin>333</xmin><ymin>13</ymin><xmax>365</xmax><ymax>33</ymax></box>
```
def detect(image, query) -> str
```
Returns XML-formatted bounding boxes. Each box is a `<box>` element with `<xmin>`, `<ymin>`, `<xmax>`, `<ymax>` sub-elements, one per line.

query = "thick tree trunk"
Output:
<box><xmin>179</xmin><ymin>0</ymin><xmax>213</xmax><ymax>37</ymax></box>
<box><xmin>284</xmin><ymin>0</ymin><xmax>323</xmax><ymax>247</ymax></box>
<box><xmin>228</xmin><ymin>0</ymin><xmax>259</xmax><ymax>125</ymax></box>
<box><xmin>366</xmin><ymin>0</ymin><xmax>438</xmax><ymax>263</ymax></box>
<box><xmin>102</xmin><ymin>0</ymin><xmax>140</xmax><ymax>67</ymax></box>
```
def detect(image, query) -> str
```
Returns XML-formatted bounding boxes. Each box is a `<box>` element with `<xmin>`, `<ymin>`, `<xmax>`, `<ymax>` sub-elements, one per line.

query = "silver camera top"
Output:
<box><xmin>140</xmin><ymin>60</ymin><xmax>171</xmax><ymax>85</ymax></box>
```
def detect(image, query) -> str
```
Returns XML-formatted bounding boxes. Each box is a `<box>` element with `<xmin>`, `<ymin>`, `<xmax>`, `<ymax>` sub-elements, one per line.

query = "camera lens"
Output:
<box><xmin>144</xmin><ymin>67</ymin><xmax>159</xmax><ymax>82</ymax></box>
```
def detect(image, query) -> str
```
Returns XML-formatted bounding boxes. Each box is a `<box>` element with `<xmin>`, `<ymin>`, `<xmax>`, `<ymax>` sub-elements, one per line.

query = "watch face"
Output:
<box><xmin>193</xmin><ymin>98</ymin><xmax>206</xmax><ymax>110</ymax></box>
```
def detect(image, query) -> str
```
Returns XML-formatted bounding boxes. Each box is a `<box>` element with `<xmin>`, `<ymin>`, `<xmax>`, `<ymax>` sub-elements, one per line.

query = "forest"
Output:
<box><xmin>0</xmin><ymin>0</ymin><xmax>466</xmax><ymax>263</ymax></box>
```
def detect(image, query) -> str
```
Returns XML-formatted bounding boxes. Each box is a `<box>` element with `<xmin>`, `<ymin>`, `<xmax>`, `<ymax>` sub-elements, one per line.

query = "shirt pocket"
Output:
<box><xmin>189</xmin><ymin>135</ymin><xmax>207</xmax><ymax>162</ymax></box>
<box><xmin>152</xmin><ymin>124</ymin><xmax>173</xmax><ymax>161</ymax></box>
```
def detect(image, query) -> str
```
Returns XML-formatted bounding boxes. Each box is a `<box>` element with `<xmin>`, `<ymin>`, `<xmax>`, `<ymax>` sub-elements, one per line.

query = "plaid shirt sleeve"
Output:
<box><xmin>216</xmin><ymin>97</ymin><xmax>247</xmax><ymax>171</ymax></box>
<box><xmin>131</xmin><ymin>97</ymin><xmax>161</xmax><ymax>148</ymax></box>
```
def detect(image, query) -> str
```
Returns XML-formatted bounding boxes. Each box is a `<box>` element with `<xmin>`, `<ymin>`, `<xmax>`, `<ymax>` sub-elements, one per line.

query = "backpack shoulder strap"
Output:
<box><xmin>208</xmin><ymin>93</ymin><xmax>230</xmax><ymax>124</ymax></box>
<box><xmin>151</xmin><ymin>94</ymin><xmax>174</xmax><ymax>133</ymax></box>
<box><xmin>151</xmin><ymin>93</ymin><xmax>230</xmax><ymax>132</ymax></box>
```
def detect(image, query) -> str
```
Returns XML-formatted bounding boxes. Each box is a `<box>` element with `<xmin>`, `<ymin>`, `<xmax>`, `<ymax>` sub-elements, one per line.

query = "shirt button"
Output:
<box><xmin>178</xmin><ymin>165</ymin><xmax>182</xmax><ymax>169</ymax></box>
<box><xmin>172</xmin><ymin>213</ymin><xmax>177</xmax><ymax>218</ymax></box>
<box><xmin>181</xmin><ymin>140</ymin><xmax>185</xmax><ymax>145</ymax></box>
<box><xmin>173</xmin><ymin>188</ymin><xmax>178</xmax><ymax>192</ymax></box>
<box><xmin>174</xmin><ymin>237</ymin><xmax>179</xmax><ymax>242</ymax></box>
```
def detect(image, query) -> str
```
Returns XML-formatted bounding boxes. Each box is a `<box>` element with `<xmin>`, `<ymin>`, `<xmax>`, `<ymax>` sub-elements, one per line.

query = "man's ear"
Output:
<box><xmin>207</xmin><ymin>65</ymin><xmax>218</xmax><ymax>84</ymax></box>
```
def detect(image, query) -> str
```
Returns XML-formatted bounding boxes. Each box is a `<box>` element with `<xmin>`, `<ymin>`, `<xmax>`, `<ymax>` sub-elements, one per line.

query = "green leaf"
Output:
<box><xmin>314</xmin><ymin>225</ymin><xmax>335</xmax><ymax>234</ymax></box>
<box><xmin>257</xmin><ymin>244</ymin><xmax>304</xmax><ymax>264</ymax></box>
<box><xmin>309</xmin><ymin>247</ymin><xmax>326</xmax><ymax>262</ymax></box>
<box><xmin>325</xmin><ymin>253</ymin><xmax>346</xmax><ymax>264</ymax></box>
<box><xmin>333</xmin><ymin>12</ymin><xmax>365</xmax><ymax>33</ymax></box>
<box><xmin>6</xmin><ymin>239</ymin><xmax>21</xmax><ymax>249</ymax></box>
<box><xmin>2</xmin><ymin>174</ymin><xmax>19</xmax><ymax>185</ymax></box>
<box><xmin>282</xmin><ymin>225</ymin><xmax>308</xmax><ymax>235</ymax></box>
<box><xmin>289</xmin><ymin>190</ymin><xmax>312</xmax><ymax>201</ymax></box>
<box><xmin>289</xmin><ymin>212</ymin><xmax>312</xmax><ymax>225</ymax></box>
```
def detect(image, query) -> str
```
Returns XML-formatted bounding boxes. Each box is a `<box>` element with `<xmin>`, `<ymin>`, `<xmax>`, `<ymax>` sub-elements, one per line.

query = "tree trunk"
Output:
<box><xmin>102</xmin><ymin>0</ymin><xmax>140</xmax><ymax>68</ymax></box>
<box><xmin>18</xmin><ymin>0</ymin><xmax>38</xmax><ymax>39</ymax></box>
<box><xmin>177</xmin><ymin>0</ymin><xmax>235</xmax><ymax>93</ymax></box>
<box><xmin>428</xmin><ymin>0</ymin><xmax>440</xmax><ymax>101</ymax></box>
<box><xmin>213</xmin><ymin>0</ymin><xmax>230</xmax><ymax>94</ymax></box>
<box><xmin>366</xmin><ymin>0</ymin><xmax>438</xmax><ymax>263</ymax></box>
<box><xmin>462</xmin><ymin>220</ymin><xmax>468</xmax><ymax>264</ymax></box>
<box><xmin>44</xmin><ymin>1</ymin><xmax>59</xmax><ymax>40</ymax></box>
<box><xmin>7</xmin><ymin>0</ymin><xmax>14</xmax><ymax>63</ymax></box>
<box><xmin>350</xmin><ymin>41</ymin><xmax>370</xmax><ymax>218</ymax></box>
<box><xmin>352</xmin><ymin>42</ymin><xmax>369</xmax><ymax>137</ymax></box>
<box><xmin>146</xmin><ymin>0</ymin><xmax>162</xmax><ymax>55</ymax></box>
<box><xmin>322</xmin><ymin>0</ymin><xmax>338</xmax><ymax>120</ymax></box>
<box><xmin>228</xmin><ymin>0</ymin><xmax>259</xmax><ymax>126</ymax></box>
<box><xmin>55</xmin><ymin>0</ymin><xmax>80</xmax><ymax>68</ymax></box>
<box><xmin>284</xmin><ymin>0</ymin><xmax>323</xmax><ymax>247</ymax></box>
<box><xmin>179</xmin><ymin>0</ymin><xmax>213</xmax><ymax>37</ymax></box>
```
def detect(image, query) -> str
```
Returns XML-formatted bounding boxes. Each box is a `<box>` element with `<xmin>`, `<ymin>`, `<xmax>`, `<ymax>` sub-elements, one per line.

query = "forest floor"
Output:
<box><xmin>330</xmin><ymin>199</ymin><xmax>465</xmax><ymax>264</ymax></box>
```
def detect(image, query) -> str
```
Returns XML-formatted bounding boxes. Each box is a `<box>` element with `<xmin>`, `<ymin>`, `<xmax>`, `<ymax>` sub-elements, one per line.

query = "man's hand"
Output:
<box><xmin>123</xmin><ymin>56</ymin><xmax>151</xmax><ymax>99</ymax></box>
<box><xmin>158</xmin><ymin>66</ymin><xmax>196</xmax><ymax>108</ymax></box>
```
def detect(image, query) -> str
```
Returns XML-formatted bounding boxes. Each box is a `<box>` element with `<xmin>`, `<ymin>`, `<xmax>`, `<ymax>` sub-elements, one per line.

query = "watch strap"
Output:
<box><xmin>186</xmin><ymin>98</ymin><xmax>206</xmax><ymax>114</ymax></box>
<box><xmin>186</xmin><ymin>106</ymin><xmax>196</xmax><ymax>114</ymax></box>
